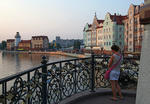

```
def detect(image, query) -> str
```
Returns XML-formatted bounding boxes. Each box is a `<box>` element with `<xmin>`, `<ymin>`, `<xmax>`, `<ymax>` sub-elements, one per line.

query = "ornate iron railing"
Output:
<box><xmin>0</xmin><ymin>55</ymin><xmax>139</xmax><ymax>104</ymax></box>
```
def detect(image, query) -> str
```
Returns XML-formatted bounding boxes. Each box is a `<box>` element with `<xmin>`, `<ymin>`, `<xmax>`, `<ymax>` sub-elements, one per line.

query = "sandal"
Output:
<box><xmin>110</xmin><ymin>97</ymin><xmax>118</xmax><ymax>101</ymax></box>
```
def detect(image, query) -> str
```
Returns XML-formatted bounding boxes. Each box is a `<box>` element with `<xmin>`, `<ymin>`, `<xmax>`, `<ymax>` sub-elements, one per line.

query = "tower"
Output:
<box><xmin>15</xmin><ymin>32</ymin><xmax>21</xmax><ymax>47</ymax></box>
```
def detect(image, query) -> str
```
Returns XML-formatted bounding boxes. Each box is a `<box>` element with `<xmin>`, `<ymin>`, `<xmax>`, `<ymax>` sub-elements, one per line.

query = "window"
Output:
<box><xmin>119</xmin><ymin>42</ymin><xmax>122</xmax><ymax>45</ymax></box>
<box><xmin>130</xmin><ymin>34</ymin><xmax>132</xmax><ymax>38</ymax></box>
<box><xmin>129</xmin><ymin>41</ymin><xmax>132</xmax><ymax>45</ymax></box>
<box><xmin>120</xmin><ymin>34</ymin><xmax>122</xmax><ymax>38</ymax></box>
<box><xmin>130</xmin><ymin>26</ymin><xmax>132</xmax><ymax>31</ymax></box>
<box><xmin>119</xmin><ymin>27</ymin><xmax>122</xmax><ymax>32</ymax></box>
<box><xmin>109</xmin><ymin>42</ymin><xmax>111</xmax><ymax>46</ymax></box>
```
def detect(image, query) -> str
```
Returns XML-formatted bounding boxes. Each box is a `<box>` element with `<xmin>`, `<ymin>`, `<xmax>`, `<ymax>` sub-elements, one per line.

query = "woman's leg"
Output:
<box><xmin>115</xmin><ymin>80</ymin><xmax>123</xmax><ymax>99</ymax></box>
<box><xmin>110</xmin><ymin>80</ymin><xmax>117</xmax><ymax>100</ymax></box>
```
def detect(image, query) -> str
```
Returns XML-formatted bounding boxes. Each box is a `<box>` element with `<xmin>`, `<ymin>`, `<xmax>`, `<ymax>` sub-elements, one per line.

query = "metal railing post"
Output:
<box><xmin>90</xmin><ymin>52</ymin><xmax>95</xmax><ymax>92</ymax></box>
<box><xmin>41</xmin><ymin>56</ymin><xmax>48</xmax><ymax>104</ymax></box>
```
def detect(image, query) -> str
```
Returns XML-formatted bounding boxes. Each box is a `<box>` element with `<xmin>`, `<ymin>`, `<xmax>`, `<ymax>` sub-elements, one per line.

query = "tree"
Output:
<box><xmin>1</xmin><ymin>41</ymin><xmax>7</xmax><ymax>50</ymax></box>
<box><xmin>56</xmin><ymin>43</ymin><xmax>61</xmax><ymax>49</ymax></box>
<box><xmin>73</xmin><ymin>40</ymin><xmax>81</xmax><ymax>50</ymax></box>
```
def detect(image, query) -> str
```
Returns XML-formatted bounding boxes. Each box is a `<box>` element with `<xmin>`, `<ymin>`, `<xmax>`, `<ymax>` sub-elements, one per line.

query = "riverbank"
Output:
<box><xmin>2</xmin><ymin>50</ymin><xmax>86</xmax><ymax>58</ymax></box>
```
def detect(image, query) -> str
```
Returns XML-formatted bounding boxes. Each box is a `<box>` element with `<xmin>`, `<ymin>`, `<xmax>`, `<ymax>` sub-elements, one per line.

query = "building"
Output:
<box><xmin>83</xmin><ymin>23</ymin><xmax>92</xmax><ymax>49</ymax></box>
<box><xmin>31</xmin><ymin>36</ymin><xmax>49</xmax><ymax>51</ymax></box>
<box><xmin>83</xmin><ymin>13</ymin><xmax>104</xmax><ymax>50</ymax></box>
<box><xmin>6</xmin><ymin>39</ymin><xmax>15</xmax><ymax>51</ymax></box>
<box><xmin>103</xmin><ymin>13</ymin><xmax>126</xmax><ymax>50</ymax></box>
<box><xmin>123</xmin><ymin>4</ymin><xmax>144</xmax><ymax>52</ymax></box>
<box><xmin>91</xmin><ymin>13</ymin><xmax>104</xmax><ymax>49</ymax></box>
<box><xmin>55</xmin><ymin>36</ymin><xmax>83</xmax><ymax>49</ymax></box>
<box><xmin>18</xmin><ymin>40</ymin><xmax>31</xmax><ymax>51</ymax></box>
<box><xmin>83</xmin><ymin>13</ymin><xmax>126</xmax><ymax>51</ymax></box>
<box><xmin>15</xmin><ymin>32</ymin><xmax>21</xmax><ymax>47</ymax></box>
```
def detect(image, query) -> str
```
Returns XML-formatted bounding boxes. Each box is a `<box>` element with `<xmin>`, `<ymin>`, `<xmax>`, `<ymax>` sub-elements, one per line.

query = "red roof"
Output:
<box><xmin>110</xmin><ymin>14</ymin><xmax>127</xmax><ymax>25</ymax></box>
<box><xmin>7</xmin><ymin>39</ymin><xmax>15</xmax><ymax>42</ymax></box>
<box><xmin>97</xmin><ymin>20</ymin><xmax>104</xmax><ymax>24</ymax></box>
<box><xmin>19</xmin><ymin>40</ymin><xmax>31</xmax><ymax>43</ymax></box>
<box><xmin>96</xmin><ymin>26</ymin><xmax>103</xmax><ymax>29</ymax></box>
<box><xmin>32</xmin><ymin>36</ymin><xmax>48</xmax><ymax>39</ymax></box>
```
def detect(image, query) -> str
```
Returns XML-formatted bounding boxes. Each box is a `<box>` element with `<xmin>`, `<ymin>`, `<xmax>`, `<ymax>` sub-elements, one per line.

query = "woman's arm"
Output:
<box><xmin>108</xmin><ymin>55</ymin><xmax>114</xmax><ymax>68</ymax></box>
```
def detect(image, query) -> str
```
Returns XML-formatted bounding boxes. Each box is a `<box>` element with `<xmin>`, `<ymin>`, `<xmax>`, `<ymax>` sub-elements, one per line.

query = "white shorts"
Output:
<box><xmin>109</xmin><ymin>70</ymin><xmax>120</xmax><ymax>80</ymax></box>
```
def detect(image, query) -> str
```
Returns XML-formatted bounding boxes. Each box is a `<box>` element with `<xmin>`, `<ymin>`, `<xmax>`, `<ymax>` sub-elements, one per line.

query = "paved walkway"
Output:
<box><xmin>74</xmin><ymin>95</ymin><xmax>136</xmax><ymax>104</ymax></box>
<box><xmin>60</xmin><ymin>88</ymin><xmax>136</xmax><ymax>104</ymax></box>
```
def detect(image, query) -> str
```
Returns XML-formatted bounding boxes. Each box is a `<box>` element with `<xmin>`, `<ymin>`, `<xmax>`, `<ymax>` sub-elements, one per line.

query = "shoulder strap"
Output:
<box><xmin>110</xmin><ymin>55</ymin><xmax>122</xmax><ymax>70</ymax></box>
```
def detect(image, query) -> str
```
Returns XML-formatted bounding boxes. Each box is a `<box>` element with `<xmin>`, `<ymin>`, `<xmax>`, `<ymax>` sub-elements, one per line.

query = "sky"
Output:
<box><xmin>0</xmin><ymin>0</ymin><xmax>144</xmax><ymax>42</ymax></box>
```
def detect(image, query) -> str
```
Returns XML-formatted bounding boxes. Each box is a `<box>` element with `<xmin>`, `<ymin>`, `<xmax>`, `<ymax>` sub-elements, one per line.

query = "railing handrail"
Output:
<box><xmin>0</xmin><ymin>54</ymin><xmax>139</xmax><ymax>104</ymax></box>
<box><xmin>0</xmin><ymin>65</ymin><xmax>43</xmax><ymax>84</ymax></box>
<box><xmin>0</xmin><ymin>57</ymin><xmax>91</xmax><ymax>84</ymax></box>
<box><xmin>0</xmin><ymin>55</ymin><xmax>139</xmax><ymax>84</ymax></box>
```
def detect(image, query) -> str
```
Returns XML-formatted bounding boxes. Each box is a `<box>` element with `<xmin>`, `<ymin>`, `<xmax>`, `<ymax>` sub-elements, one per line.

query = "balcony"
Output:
<box><xmin>0</xmin><ymin>55</ymin><xmax>139</xmax><ymax>104</ymax></box>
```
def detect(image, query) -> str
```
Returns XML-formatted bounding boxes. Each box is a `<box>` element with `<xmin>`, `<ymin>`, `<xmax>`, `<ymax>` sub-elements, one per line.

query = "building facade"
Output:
<box><xmin>124</xmin><ymin>4</ymin><xmax>144</xmax><ymax>52</ymax></box>
<box><xmin>91</xmin><ymin>14</ymin><xmax>104</xmax><ymax>49</ymax></box>
<box><xmin>83</xmin><ymin>23</ymin><xmax>92</xmax><ymax>49</ymax></box>
<box><xmin>83</xmin><ymin>13</ymin><xmax>125</xmax><ymax>51</ymax></box>
<box><xmin>55</xmin><ymin>36</ymin><xmax>83</xmax><ymax>48</ymax></box>
<box><xmin>83</xmin><ymin>13</ymin><xmax>104</xmax><ymax>50</ymax></box>
<box><xmin>6</xmin><ymin>39</ymin><xmax>15</xmax><ymax>51</ymax></box>
<box><xmin>103</xmin><ymin>13</ymin><xmax>126</xmax><ymax>50</ymax></box>
<box><xmin>18</xmin><ymin>40</ymin><xmax>31</xmax><ymax>51</ymax></box>
<box><xmin>31</xmin><ymin>36</ymin><xmax>49</xmax><ymax>51</ymax></box>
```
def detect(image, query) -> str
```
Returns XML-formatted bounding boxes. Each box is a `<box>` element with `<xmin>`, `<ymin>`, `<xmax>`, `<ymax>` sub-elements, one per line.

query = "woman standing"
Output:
<box><xmin>108</xmin><ymin>45</ymin><xmax>123</xmax><ymax>100</ymax></box>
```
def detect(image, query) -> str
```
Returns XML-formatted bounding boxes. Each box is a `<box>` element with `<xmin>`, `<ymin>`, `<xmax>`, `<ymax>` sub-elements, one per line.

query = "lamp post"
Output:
<box><xmin>136</xmin><ymin>0</ymin><xmax>150</xmax><ymax>104</ymax></box>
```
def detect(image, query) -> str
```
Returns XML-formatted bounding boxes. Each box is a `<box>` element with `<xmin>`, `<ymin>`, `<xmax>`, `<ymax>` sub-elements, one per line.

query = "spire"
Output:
<box><xmin>15</xmin><ymin>32</ymin><xmax>21</xmax><ymax>38</ymax></box>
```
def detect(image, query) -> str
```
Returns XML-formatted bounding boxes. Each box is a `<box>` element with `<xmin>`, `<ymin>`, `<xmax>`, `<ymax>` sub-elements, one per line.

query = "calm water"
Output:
<box><xmin>0</xmin><ymin>51</ymin><xmax>73</xmax><ymax>79</ymax></box>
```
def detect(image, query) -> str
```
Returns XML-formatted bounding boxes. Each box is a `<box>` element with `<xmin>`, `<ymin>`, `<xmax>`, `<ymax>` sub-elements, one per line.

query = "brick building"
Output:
<box><xmin>18</xmin><ymin>40</ymin><xmax>31</xmax><ymax>51</ymax></box>
<box><xmin>123</xmin><ymin>4</ymin><xmax>144</xmax><ymax>52</ymax></box>
<box><xmin>31</xmin><ymin>36</ymin><xmax>49</xmax><ymax>51</ymax></box>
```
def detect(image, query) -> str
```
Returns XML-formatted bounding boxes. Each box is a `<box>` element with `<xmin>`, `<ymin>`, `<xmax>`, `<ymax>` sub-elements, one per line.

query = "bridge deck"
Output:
<box><xmin>60</xmin><ymin>88</ymin><xmax>136</xmax><ymax>104</ymax></box>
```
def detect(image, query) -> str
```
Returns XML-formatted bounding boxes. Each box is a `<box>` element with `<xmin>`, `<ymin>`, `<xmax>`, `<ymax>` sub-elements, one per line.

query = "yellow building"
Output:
<box><xmin>18</xmin><ymin>40</ymin><xmax>31</xmax><ymax>51</ymax></box>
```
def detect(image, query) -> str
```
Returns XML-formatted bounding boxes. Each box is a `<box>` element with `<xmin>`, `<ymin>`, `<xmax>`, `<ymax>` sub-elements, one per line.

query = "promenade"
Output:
<box><xmin>60</xmin><ymin>88</ymin><xmax>136</xmax><ymax>104</ymax></box>
<box><xmin>2</xmin><ymin>50</ymin><xmax>86</xmax><ymax>58</ymax></box>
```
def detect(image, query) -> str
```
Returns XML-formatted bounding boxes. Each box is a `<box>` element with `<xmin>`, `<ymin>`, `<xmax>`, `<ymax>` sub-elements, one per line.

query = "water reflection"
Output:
<box><xmin>0</xmin><ymin>52</ymin><xmax>72</xmax><ymax>79</ymax></box>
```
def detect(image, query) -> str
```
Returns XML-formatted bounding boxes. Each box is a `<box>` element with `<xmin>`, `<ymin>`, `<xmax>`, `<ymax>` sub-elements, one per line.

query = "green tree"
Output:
<box><xmin>1</xmin><ymin>41</ymin><xmax>7</xmax><ymax>50</ymax></box>
<box><xmin>56</xmin><ymin>43</ymin><xmax>61</xmax><ymax>49</ymax></box>
<box><xmin>73</xmin><ymin>40</ymin><xmax>81</xmax><ymax>50</ymax></box>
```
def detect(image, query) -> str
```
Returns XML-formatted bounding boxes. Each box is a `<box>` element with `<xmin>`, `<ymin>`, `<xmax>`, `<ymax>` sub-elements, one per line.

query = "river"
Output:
<box><xmin>0</xmin><ymin>51</ymin><xmax>73</xmax><ymax>79</ymax></box>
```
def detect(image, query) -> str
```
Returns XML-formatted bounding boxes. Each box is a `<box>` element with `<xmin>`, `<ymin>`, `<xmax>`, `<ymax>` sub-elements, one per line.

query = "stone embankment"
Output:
<box><xmin>2</xmin><ymin>50</ymin><xmax>86</xmax><ymax>58</ymax></box>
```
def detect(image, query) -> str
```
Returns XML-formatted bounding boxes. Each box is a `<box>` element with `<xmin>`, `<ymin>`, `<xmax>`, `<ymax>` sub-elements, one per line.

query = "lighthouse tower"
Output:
<box><xmin>15</xmin><ymin>32</ymin><xmax>21</xmax><ymax>47</ymax></box>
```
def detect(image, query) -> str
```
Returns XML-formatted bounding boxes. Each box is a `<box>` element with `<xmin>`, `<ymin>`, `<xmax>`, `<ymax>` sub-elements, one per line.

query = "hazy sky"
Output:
<box><xmin>0</xmin><ymin>0</ymin><xmax>144</xmax><ymax>42</ymax></box>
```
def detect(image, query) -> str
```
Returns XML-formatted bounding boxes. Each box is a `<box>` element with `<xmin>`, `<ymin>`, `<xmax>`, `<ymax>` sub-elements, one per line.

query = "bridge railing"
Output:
<box><xmin>0</xmin><ymin>55</ymin><xmax>139</xmax><ymax>104</ymax></box>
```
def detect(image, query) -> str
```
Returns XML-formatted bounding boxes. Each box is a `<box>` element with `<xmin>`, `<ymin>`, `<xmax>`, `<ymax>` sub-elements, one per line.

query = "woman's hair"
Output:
<box><xmin>111</xmin><ymin>45</ymin><xmax>120</xmax><ymax>52</ymax></box>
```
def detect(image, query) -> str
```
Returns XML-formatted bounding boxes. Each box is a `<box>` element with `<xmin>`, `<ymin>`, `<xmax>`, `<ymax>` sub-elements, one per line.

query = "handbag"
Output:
<box><xmin>104</xmin><ymin>55</ymin><xmax>122</xmax><ymax>80</ymax></box>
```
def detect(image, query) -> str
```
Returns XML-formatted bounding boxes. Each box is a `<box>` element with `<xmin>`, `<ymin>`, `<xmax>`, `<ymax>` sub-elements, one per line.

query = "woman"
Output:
<box><xmin>108</xmin><ymin>45</ymin><xmax>123</xmax><ymax>100</ymax></box>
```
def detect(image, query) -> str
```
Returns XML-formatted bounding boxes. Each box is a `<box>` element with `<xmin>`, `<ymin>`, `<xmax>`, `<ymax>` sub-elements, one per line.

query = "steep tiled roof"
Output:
<box><xmin>19</xmin><ymin>40</ymin><xmax>31</xmax><ymax>43</ymax></box>
<box><xmin>110</xmin><ymin>14</ymin><xmax>127</xmax><ymax>25</ymax></box>
<box><xmin>96</xmin><ymin>26</ymin><xmax>103</xmax><ymax>29</ymax></box>
<box><xmin>7</xmin><ymin>39</ymin><xmax>15</xmax><ymax>42</ymax></box>
<box><xmin>32</xmin><ymin>36</ymin><xmax>48</xmax><ymax>39</ymax></box>
<box><xmin>97</xmin><ymin>20</ymin><xmax>104</xmax><ymax>24</ymax></box>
